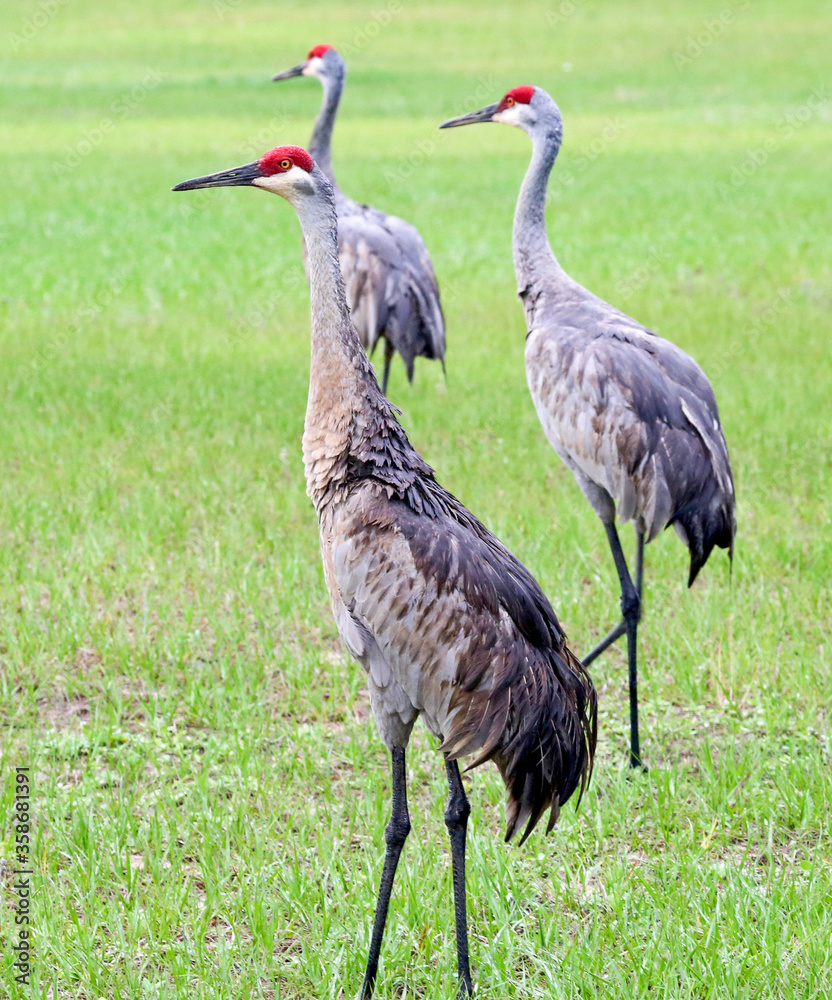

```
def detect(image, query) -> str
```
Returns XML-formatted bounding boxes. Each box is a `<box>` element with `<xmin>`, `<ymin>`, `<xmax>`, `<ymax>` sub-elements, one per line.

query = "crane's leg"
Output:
<box><xmin>582</xmin><ymin>523</ymin><xmax>644</xmax><ymax>768</ymax></box>
<box><xmin>581</xmin><ymin>525</ymin><xmax>645</xmax><ymax>666</ymax></box>
<box><xmin>628</xmin><ymin>527</ymin><xmax>646</xmax><ymax>769</ymax></box>
<box><xmin>360</xmin><ymin>745</ymin><xmax>411</xmax><ymax>1000</ymax></box>
<box><xmin>444</xmin><ymin>757</ymin><xmax>474</xmax><ymax>997</ymax></box>
<box><xmin>608</xmin><ymin>522</ymin><xmax>643</xmax><ymax>769</ymax></box>
<box><xmin>581</xmin><ymin>618</ymin><xmax>626</xmax><ymax>665</ymax></box>
<box><xmin>634</xmin><ymin>526</ymin><xmax>645</xmax><ymax>604</ymax></box>
<box><xmin>381</xmin><ymin>339</ymin><xmax>395</xmax><ymax>397</ymax></box>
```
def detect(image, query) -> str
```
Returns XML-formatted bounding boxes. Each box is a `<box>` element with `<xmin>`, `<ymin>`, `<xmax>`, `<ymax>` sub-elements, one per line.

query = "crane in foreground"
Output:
<box><xmin>174</xmin><ymin>144</ymin><xmax>596</xmax><ymax>998</ymax></box>
<box><xmin>441</xmin><ymin>87</ymin><xmax>736</xmax><ymax>769</ymax></box>
<box><xmin>272</xmin><ymin>44</ymin><xmax>446</xmax><ymax>396</ymax></box>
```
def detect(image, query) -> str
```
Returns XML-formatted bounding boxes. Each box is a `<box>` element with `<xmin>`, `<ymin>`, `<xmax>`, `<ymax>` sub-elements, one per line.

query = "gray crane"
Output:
<box><xmin>441</xmin><ymin>86</ymin><xmax>736</xmax><ymax>770</ymax></box>
<box><xmin>272</xmin><ymin>44</ymin><xmax>446</xmax><ymax>396</ymax></box>
<box><xmin>174</xmin><ymin>143</ymin><xmax>596</xmax><ymax>998</ymax></box>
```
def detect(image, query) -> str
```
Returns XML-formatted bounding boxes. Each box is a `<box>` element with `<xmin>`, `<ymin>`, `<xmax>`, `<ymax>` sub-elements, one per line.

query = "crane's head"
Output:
<box><xmin>439</xmin><ymin>85</ymin><xmax>562</xmax><ymax>141</ymax></box>
<box><xmin>272</xmin><ymin>43</ymin><xmax>345</xmax><ymax>85</ymax></box>
<box><xmin>172</xmin><ymin>145</ymin><xmax>325</xmax><ymax>206</ymax></box>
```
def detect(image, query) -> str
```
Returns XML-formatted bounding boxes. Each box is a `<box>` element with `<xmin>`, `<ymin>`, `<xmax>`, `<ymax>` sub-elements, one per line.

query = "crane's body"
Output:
<box><xmin>174</xmin><ymin>144</ymin><xmax>595</xmax><ymax>998</ymax></box>
<box><xmin>522</xmin><ymin>269</ymin><xmax>735</xmax><ymax>571</ymax></box>
<box><xmin>441</xmin><ymin>87</ymin><xmax>736</xmax><ymax>768</ymax></box>
<box><xmin>273</xmin><ymin>45</ymin><xmax>445</xmax><ymax>395</ymax></box>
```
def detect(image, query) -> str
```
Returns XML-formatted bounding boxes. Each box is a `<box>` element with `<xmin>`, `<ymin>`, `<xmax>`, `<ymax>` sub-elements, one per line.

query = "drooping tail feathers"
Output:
<box><xmin>441</xmin><ymin>642</ymin><xmax>597</xmax><ymax>846</ymax></box>
<box><xmin>672</xmin><ymin>486</ymin><xmax>736</xmax><ymax>587</ymax></box>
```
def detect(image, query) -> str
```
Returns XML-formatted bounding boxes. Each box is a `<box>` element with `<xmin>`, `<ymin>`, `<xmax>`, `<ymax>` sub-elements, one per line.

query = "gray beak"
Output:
<box><xmin>272</xmin><ymin>62</ymin><xmax>307</xmax><ymax>82</ymax></box>
<box><xmin>439</xmin><ymin>103</ymin><xmax>500</xmax><ymax>129</ymax></box>
<box><xmin>172</xmin><ymin>160</ymin><xmax>262</xmax><ymax>192</ymax></box>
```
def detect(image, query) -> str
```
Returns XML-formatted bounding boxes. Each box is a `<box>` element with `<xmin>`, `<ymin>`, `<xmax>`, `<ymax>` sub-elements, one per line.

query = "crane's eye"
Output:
<box><xmin>505</xmin><ymin>96</ymin><xmax>515</xmax><ymax>107</ymax></box>
<box><xmin>279</xmin><ymin>158</ymin><xmax>293</xmax><ymax>170</ymax></box>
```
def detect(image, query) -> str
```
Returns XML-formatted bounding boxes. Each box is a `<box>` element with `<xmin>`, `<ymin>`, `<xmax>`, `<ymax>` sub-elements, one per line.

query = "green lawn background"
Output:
<box><xmin>1</xmin><ymin>0</ymin><xmax>831</xmax><ymax>997</ymax></box>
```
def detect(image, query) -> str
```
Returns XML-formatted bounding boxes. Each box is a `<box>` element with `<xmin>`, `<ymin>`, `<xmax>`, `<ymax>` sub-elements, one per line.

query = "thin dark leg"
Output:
<box><xmin>634</xmin><ymin>527</ymin><xmax>645</xmax><ymax>601</ymax></box>
<box><xmin>581</xmin><ymin>523</ymin><xmax>643</xmax><ymax>766</ymax></box>
<box><xmin>381</xmin><ymin>339</ymin><xmax>394</xmax><ymax>396</ymax></box>
<box><xmin>360</xmin><ymin>745</ymin><xmax>410</xmax><ymax>1000</ymax></box>
<box><xmin>581</xmin><ymin>618</ymin><xmax>626</xmax><ymax>665</ymax></box>
<box><xmin>625</xmin><ymin>609</ymin><xmax>642</xmax><ymax>770</ymax></box>
<box><xmin>581</xmin><ymin>526</ymin><xmax>646</xmax><ymax>666</ymax></box>
<box><xmin>444</xmin><ymin>758</ymin><xmax>473</xmax><ymax>997</ymax></box>
<box><xmin>601</xmin><ymin>522</ymin><xmax>643</xmax><ymax>768</ymax></box>
<box><xmin>629</xmin><ymin>527</ymin><xmax>646</xmax><ymax>769</ymax></box>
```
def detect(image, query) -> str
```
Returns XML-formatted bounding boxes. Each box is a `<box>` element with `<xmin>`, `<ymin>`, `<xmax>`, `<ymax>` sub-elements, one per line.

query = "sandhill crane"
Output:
<box><xmin>441</xmin><ymin>87</ymin><xmax>736</xmax><ymax>770</ymax></box>
<box><xmin>174</xmin><ymin>144</ymin><xmax>596</xmax><ymax>998</ymax></box>
<box><xmin>272</xmin><ymin>44</ymin><xmax>446</xmax><ymax>396</ymax></box>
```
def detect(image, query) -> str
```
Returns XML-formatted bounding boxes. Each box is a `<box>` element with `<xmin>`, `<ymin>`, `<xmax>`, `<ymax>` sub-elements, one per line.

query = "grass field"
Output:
<box><xmin>1</xmin><ymin>0</ymin><xmax>831</xmax><ymax>996</ymax></box>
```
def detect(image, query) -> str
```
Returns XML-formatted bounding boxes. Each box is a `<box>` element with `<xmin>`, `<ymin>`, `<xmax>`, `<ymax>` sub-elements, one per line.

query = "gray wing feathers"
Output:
<box><xmin>527</xmin><ymin>305</ymin><xmax>735</xmax><ymax>579</ymax></box>
<box><xmin>331</xmin><ymin>506</ymin><xmax>460</xmax><ymax>738</ymax></box>
<box><xmin>680</xmin><ymin>397</ymin><xmax>734</xmax><ymax>501</ymax></box>
<box><xmin>337</xmin><ymin>202</ymin><xmax>445</xmax><ymax>378</ymax></box>
<box><xmin>329</xmin><ymin>484</ymin><xmax>595</xmax><ymax>843</ymax></box>
<box><xmin>338</xmin><ymin>227</ymin><xmax>387</xmax><ymax>355</ymax></box>
<box><xmin>324</xmin><ymin>535</ymin><xmax>419</xmax><ymax>748</ymax></box>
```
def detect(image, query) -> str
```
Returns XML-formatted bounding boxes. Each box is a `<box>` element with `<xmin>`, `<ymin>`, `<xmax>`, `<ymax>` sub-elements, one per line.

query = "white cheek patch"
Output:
<box><xmin>303</xmin><ymin>57</ymin><xmax>323</xmax><ymax>77</ymax></box>
<box><xmin>254</xmin><ymin>164</ymin><xmax>314</xmax><ymax>195</ymax></box>
<box><xmin>253</xmin><ymin>175</ymin><xmax>279</xmax><ymax>192</ymax></box>
<box><xmin>493</xmin><ymin>105</ymin><xmax>524</xmax><ymax>127</ymax></box>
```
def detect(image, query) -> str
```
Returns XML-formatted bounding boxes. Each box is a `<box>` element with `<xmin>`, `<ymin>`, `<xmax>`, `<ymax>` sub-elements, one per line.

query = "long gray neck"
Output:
<box><xmin>308</xmin><ymin>68</ymin><xmax>345</xmax><ymax>187</ymax></box>
<box><xmin>512</xmin><ymin>126</ymin><xmax>568</xmax><ymax>317</ymax></box>
<box><xmin>293</xmin><ymin>173</ymin><xmax>383</xmax><ymax>509</ymax></box>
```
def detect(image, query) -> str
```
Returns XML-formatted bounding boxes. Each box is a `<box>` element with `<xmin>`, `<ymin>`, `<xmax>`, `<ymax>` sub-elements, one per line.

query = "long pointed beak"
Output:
<box><xmin>272</xmin><ymin>62</ymin><xmax>307</xmax><ymax>82</ymax></box>
<box><xmin>172</xmin><ymin>160</ymin><xmax>262</xmax><ymax>192</ymax></box>
<box><xmin>439</xmin><ymin>102</ymin><xmax>500</xmax><ymax>129</ymax></box>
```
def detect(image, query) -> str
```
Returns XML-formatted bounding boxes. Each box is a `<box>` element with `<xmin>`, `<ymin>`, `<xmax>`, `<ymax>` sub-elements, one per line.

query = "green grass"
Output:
<box><xmin>1</xmin><ymin>0</ymin><xmax>831</xmax><ymax>996</ymax></box>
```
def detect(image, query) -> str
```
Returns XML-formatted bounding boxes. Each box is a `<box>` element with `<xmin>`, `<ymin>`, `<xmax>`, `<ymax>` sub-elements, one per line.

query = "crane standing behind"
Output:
<box><xmin>441</xmin><ymin>86</ymin><xmax>736</xmax><ymax>770</ymax></box>
<box><xmin>174</xmin><ymin>143</ymin><xmax>596</xmax><ymax>999</ymax></box>
<box><xmin>273</xmin><ymin>45</ymin><xmax>446</xmax><ymax>396</ymax></box>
